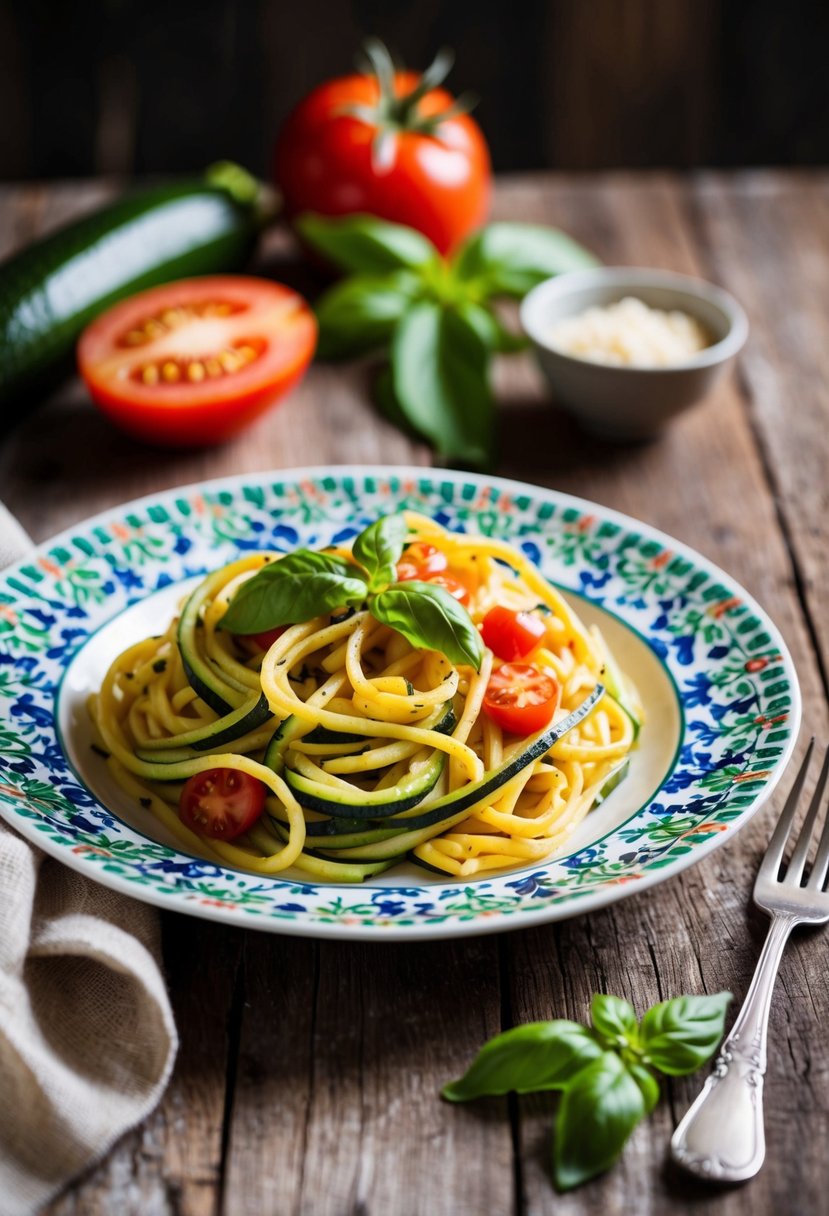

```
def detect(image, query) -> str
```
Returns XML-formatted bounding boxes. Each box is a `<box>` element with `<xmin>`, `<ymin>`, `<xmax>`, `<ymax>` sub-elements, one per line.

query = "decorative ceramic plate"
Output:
<box><xmin>0</xmin><ymin>467</ymin><xmax>800</xmax><ymax>940</ymax></box>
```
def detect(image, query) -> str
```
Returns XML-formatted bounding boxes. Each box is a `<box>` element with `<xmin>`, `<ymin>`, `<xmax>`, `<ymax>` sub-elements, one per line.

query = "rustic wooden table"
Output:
<box><xmin>2</xmin><ymin>171</ymin><xmax>827</xmax><ymax>1216</ymax></box>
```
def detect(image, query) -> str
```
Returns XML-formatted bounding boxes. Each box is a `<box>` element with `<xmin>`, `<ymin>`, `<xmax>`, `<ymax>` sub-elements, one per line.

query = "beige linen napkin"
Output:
<box><xmin>0</xmin><ymin>504</ymin><xmax>178</xmax><ymax>1216</ymax></box>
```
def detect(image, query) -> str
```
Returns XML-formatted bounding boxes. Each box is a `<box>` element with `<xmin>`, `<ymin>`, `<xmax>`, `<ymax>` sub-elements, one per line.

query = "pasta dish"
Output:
<box><xmin>89</xmin><ymin>513</ymin><xmax>641</xmax><ymax>882</ymax></box>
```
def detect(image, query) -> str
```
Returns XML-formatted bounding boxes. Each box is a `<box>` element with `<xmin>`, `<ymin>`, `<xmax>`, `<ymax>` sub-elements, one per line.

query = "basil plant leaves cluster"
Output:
<box><xmin>442</xmin><ymin>991</ymin><xmax>732</xmax><ymax>1191</ymax></box>
<box><xmin>219</xmin><ymin>513</ymin><xmax>484</xmax><ymax>672</ymax></box>
<box><xmin>298</xmin><ymin>212</ymin><xmax>598</xmax><ymax>469</ymax></box>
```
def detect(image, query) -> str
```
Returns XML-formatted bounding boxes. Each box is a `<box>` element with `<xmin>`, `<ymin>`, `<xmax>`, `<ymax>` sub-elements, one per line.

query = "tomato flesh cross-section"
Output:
<box><xmin>483</xmin><ymin>663</ymin><xmax>562</xmax><ymax>735</ymax></box>
<box><xmin>78</xmin><ymin>276</ymin><xmax>316</xmax><ymax>445</ymax></box>
<box><xmin>178</xmin><ymin>768</ymin><xmax>266</xmax><ymax>840</ymax></box>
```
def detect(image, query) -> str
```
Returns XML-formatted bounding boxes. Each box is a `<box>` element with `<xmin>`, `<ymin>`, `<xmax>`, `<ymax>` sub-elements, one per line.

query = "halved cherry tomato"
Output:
<box><xmin>178</xmin><ymin>768</ymin><xmax>266</xmax><ymax>840</ymax></box>
<box><xmin>483</xmin><ymin>664</ymin><xmax>561</xmax><ymax>735</ymax></box>
<box><xmin>481</xmin><ymin>606</ymin><xmax>546</xmax><ymax>661</ymax></box>
<box><xmin>250</xmin><ymin>626</ymin><xmax>287</xmax><ymax>650</ymax></box>
<box><xmin>396</xmin><ymin>543</ymin><xmax>449</xmax><ymax>581</ymax></box>
<box><xmin>78</xmin><ymin>276</ymin><xmax>316</xmax><ymax>446</ymax></box>
<box><xmin>396</xmin><ymin>545</ymin><xmax>472</xmax><ymax>604</ymax></box>
<box><xmin>427</xmin><ymin>572</ymin><xmax>471</xmax><ymax>606</ymax></box>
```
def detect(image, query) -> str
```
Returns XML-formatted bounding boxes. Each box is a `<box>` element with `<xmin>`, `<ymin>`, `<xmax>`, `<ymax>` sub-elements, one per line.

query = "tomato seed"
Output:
<box><xmin>116</xmin><ymin>298</ymin><xmax>245</xmax><ymax>348</ymax></box>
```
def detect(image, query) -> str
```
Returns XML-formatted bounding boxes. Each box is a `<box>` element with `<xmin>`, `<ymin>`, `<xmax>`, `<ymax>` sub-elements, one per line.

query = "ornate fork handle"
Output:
<box><xmin>670</xmin><ymin>912</ymin><xmax>798</xmax><ymax>1182</ymax></box>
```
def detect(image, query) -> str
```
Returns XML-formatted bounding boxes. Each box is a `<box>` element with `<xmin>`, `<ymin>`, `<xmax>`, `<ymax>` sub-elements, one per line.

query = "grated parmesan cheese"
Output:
<box><xmin>548</xmin><ymin>296</ymin><xmax>710</xmax><ymax>368</ymax></box>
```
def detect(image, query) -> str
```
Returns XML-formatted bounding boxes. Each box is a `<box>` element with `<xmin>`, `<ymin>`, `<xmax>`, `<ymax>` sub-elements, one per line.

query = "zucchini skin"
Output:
<box><xmin>285</xmin><ymin>749</ymin><xmax>446</xmax><ymax>818</ymax></box>
<box><xmin>135</xmin><ymin>692</ymin><xmax>274</xmax><ymax>763</ymax></box>
<box><xmin>278</xmin><ymin>685</ymin><xmax>606</xmax><ymax>855</ymax></box>
<box><xmin>0</xmin><ymin>176</ymin><xmax>261</xmax><ymax>412</ymax></box>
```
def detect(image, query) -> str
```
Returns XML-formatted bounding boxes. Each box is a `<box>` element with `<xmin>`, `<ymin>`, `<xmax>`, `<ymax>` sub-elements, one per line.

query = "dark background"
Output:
<box><xmin>0</xmin><ymin>0</ymin><xmax>827</xmax><ymax>181</ymax></box>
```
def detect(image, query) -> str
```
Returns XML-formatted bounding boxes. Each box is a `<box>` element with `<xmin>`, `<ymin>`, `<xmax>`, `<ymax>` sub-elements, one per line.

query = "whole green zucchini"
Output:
<box><xmin>0</xmin><ymin>161</ymin><xmax>273</xmax><ymax>415</ymax></box>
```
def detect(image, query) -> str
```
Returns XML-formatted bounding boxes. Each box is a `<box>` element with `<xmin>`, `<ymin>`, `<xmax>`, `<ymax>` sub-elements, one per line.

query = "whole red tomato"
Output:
<box><xmin>275</xmin><ymin>42</ymin><xmax>491</xmax><ymax>255</ymax></box>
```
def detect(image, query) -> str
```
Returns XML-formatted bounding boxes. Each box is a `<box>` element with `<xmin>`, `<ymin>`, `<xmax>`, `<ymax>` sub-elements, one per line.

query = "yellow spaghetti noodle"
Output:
<box><xmin>88</xmin><ymin>513</ymin><xmax>642</xmax><ymax>881</ymax></box>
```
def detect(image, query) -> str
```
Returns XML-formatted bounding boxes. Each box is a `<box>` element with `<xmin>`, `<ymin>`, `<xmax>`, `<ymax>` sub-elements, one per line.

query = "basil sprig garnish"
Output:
<box><xmin>443</xmin><ymin>990</ymin><xmax>731</xmax><ymax>1191</ymax></box>
<box><xmin>220</xmin><ymin>514</ymin><xmax>484</xmax><ymax>672</ymax></box>
<box><xmin>351</xmin><ymin>513</ymin><xmax>409</xmax><ymax>592</ymax></box>
<box><xmin>221</xmin><ymin>551</ymin><xmax>368</xmax><ymax>633</ymax></box>
<box><xmin>297</xmin><ymin>212</ymin><xmax>598</xmax><ymax>469</ymax></box>
<box><xmin>371</xmin><ymin>581</ymin><xmax>482</xmax><ymax>671</ymax></box>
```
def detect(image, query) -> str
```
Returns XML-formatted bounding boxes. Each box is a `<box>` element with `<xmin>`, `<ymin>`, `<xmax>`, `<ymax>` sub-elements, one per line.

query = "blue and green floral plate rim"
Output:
<box><xmin>0</xmin><ymin>466</ymin><xmax>800</xmax><ymax>941</ymax></box>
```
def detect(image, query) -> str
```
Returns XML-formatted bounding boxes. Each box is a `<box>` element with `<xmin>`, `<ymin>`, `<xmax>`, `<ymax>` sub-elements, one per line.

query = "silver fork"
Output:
<box><xmin>671</xmin><ymin>739</ymin><xmax>829</xmax><ymax>1182</ymax></box>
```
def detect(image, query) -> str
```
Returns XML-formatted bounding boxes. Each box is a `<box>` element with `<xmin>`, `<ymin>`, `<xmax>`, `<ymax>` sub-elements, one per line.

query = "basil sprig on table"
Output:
<box><xmin>442</xmin><ymin>991</ymin><xmax>731</xmax><ymax>1191</ymax></box>
<box><xmin>220</xmin><ymin>514</ymin><xmax>484</xmax><ymax>671</ymax></box>
<box><xmin>298</xmin><ymin>212</ymin><xmax>598</xmax><ymax>468</ymax></box>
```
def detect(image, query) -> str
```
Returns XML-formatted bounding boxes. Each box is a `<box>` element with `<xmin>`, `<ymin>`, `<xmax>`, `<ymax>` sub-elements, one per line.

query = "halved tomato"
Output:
<box><xmin>396</xmin><ymin>543</ymin><xmax>449</xmax><ymax>582</ymax></box>
<box><xmin>427</xmin><ymin>572</ymin><xmax>472</xmax><ymax>606</ymax></box>
<box><xmin>179</xmin><ymin>768</ymin><xmax>266</xmax><ymax>839</ymax></box>
<box><xmin>78</xmin><ymin>276</ymin><xmax>317</xmax><ymax>445</ymax></box>
<box><xmin>483</xmin><ymin>663</ymin><xmax>561</xmax><ymax>735</ymax></box>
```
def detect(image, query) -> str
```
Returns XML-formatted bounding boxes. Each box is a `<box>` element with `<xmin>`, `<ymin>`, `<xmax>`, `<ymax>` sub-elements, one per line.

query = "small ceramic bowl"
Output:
<box><xmin>519</xmin><ymin>267</ymin><xmax>749</xmax><ymax>440</ymax></box>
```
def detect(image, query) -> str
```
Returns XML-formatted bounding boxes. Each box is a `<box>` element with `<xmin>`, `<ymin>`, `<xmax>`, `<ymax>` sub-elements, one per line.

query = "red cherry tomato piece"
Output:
<box><xmin>178</xmin><ymin>768</ymin><xmax>266</xmax><ymax>840</ymax></box>
<box><xmin>275</xmin><ymin>55</ymin><xmax>491</xmax><ymax>255</ymax></box>
<box><xmin>250</xmin><ymin>626</ymin><xmax>288</xmax><ymax>650</ymax></box>
<box><xmin>78</xmin><ymin>276</ymin><xmax>316</xmax><ymax>446</ymax></box>
<box><xmin>426</xmin><ymin>572</ymin><xmax>471</xmax><ymax>606</ymax></box>
<box><xmin>481</xmin><ymin>606</ymin><xmax>546</xmax><ymax>661</ymax></box>
<box><xmin>483</xmin><ymin>663</ymin><xmax>561</xmax><ymax>736</ymax></box>
<box><xmin>396</xmin><ymin>543</ymin><xmax>449</xmax><ymax>581</ymax></box>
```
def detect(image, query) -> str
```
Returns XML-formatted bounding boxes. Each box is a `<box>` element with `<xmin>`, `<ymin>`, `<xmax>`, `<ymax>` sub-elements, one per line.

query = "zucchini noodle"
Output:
<box><xmin>88</xmin><ymin>515</ymin><xmax>642</xmax><ymax>881</ymax></box>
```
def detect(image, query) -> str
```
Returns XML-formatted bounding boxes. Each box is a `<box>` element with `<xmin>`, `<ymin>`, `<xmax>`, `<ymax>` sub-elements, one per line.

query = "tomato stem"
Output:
<box><xmin>346</xmin><ymin>39</ymin><xmax>478</xmax><ymax>173</ymax></box>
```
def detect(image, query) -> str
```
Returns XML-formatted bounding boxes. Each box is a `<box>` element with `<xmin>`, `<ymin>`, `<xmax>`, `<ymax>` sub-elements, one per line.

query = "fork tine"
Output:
<box><xmin>756</xmin><ymin>739</ymin><xmax>815</xmax><ymax>883</ymax></box>
<box><xmin>805</xmin><ymin>746</ymin><xmax>829</xmax><ymax>889</ymax></box>
<box><xmin>786</xmin><ymin>744</ymin><xmax>829</xmax><ymax>884</ymax></box>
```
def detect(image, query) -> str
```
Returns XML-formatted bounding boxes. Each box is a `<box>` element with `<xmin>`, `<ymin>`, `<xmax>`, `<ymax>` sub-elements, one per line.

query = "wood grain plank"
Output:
<box><xmin>223</xmin><ymin>938</ymin><xmax>512</xmax><ymax>1216</ymax></box>
<box><xmin>0</xmin><ymin>183</ymin><xmax>47</xmax><ymax>261</ymax></box>
<box><xmin>48</xmin><ymin>918</ymin><xmax>244</xmax><ymax>1216</ymax></box>
<box><xmin>544</xmin><ymin>1</ymin><xmax>721</xmax><ymax>169</ymax></box>
<box><xmin>488</xmin><ymin>173</ymin><xmax>829</xmax><ymax>1215</ymax></box>
<box><xmin>688</xmin><ymin>171</ymin><xmax>829</xmax><ymax>691</ymax></box>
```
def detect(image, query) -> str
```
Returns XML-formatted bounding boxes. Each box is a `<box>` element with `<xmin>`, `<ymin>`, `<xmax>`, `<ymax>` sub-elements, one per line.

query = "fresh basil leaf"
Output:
<box><xmin>352</xmin><ymin>514</ymin><xmax>409</xmax><ymax>589</ymax></box>
<box><xmin>626</xmin><ymin>1062</ymin><xmax>660</xmax><ymax>1114</ymax></box>
<box><xmin>392</xmin><ymin>301</ymin><xmax>493</xmax><ymax>468</ymax></box>
<box><xmin>371</xmin><ymin>580</ymin><xmax>484</xmax><ymax>671</ymax></box>
<box><xmin>455</xmin><ymin>300</ymin><xmax>528</xmax><ymax>353</ymax></box>
<box><xmin>553</xmin><ymin>1052</ymin><xmax>647</xmax><ymax>1191</ymax></box>
<box><xmin>220</xmin><ymin>551</ymin><xmax>367</xmax><ymax>635</ymax></box>
<box><xmin>442</xmin><ymin>1021</ymin><xmax>603</xmax><ymax>1102</ymax></box>
<box><xmin>314</xmin><ymin>272</ymin><xmax>422</xmax><ymax>360</ymax></box>
<box><xmin>373</xmin><ymin>364</ymin><xmax>424</xmax><ymax>441</ymax></box>
<box><xmin>639</xmin><ymin>992</ymin><xmax>731</xmax><ymax>1076</ymax></box>
<box><xmin>296</xmin><ymin>212</ymin><xmax>438</xmax><ymax>275</ymax></box>
<box><xmin>453</xmin><ymin>222</ymin><xmax>599</xmax><ymax>298</ymax></box>
<box><xmin>591</xmin><ymin>994</ymin><xmax>639</xmax><ymax>1050</ymax></box>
